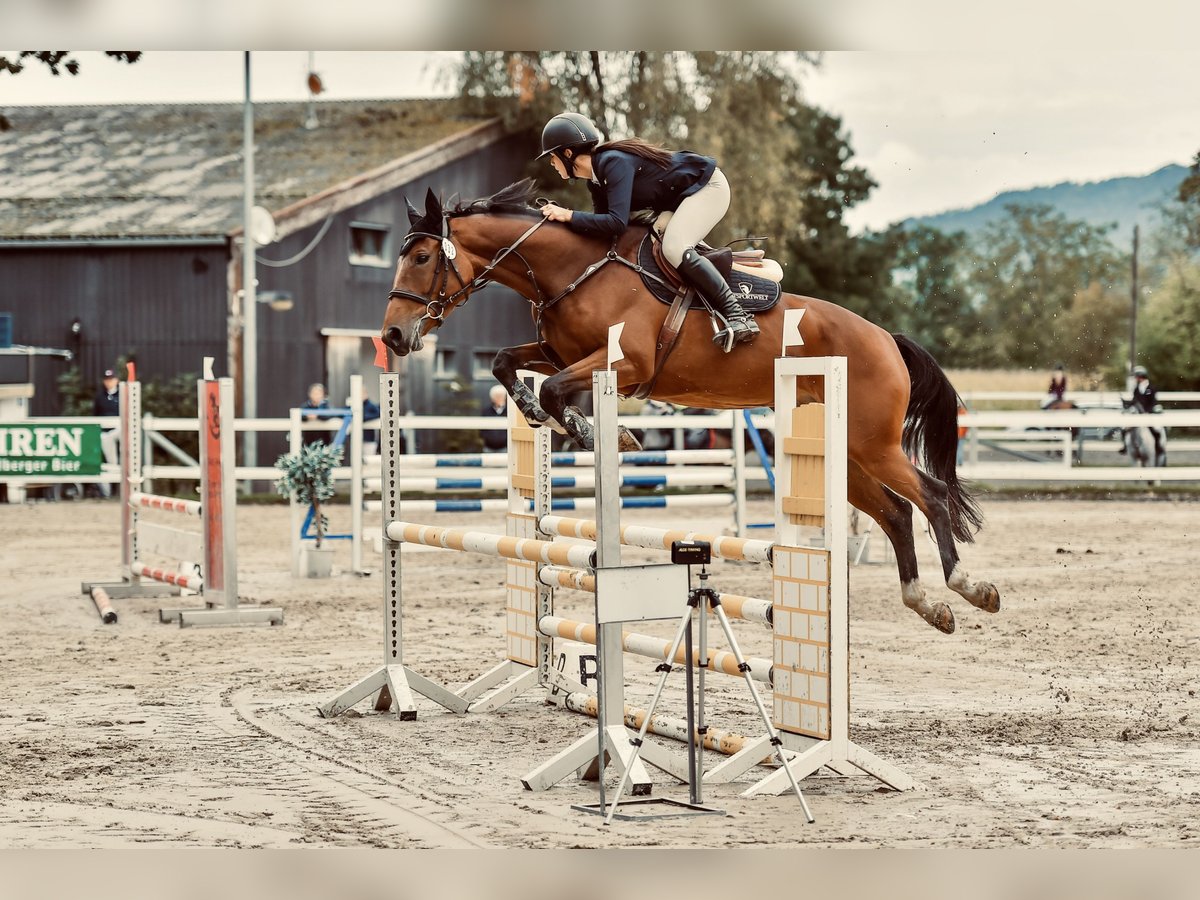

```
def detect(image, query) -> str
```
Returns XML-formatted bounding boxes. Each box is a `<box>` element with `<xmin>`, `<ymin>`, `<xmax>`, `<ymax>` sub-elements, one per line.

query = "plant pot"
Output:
<box><xmin>302</xmin><ymin>545</ymin><xmax>335</xmax><ymax>578</ymax></box>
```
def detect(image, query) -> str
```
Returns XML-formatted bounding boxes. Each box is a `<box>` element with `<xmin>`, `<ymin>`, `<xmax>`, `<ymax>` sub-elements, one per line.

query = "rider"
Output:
<box><xmin>535</xmin><ymin>111</ymin><xmax>759</xmax><ymax>351</ymax></box>
<box><xmin>1130</xmin><ymin>365</ymin><xmax>1158</xmax><ymax>414</ymax></box>
<box><xmin>1048</xmin><ymin>364</ymin><xmax>1067</xmax><ymax>402</ymax></box>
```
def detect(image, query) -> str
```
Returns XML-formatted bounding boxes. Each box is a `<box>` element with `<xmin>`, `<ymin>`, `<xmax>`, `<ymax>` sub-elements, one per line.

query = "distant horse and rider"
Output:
<box><xmin>1040</xmin><ymin>364</ymin><xmax>1167</xmax><ymax>467</ymax></box>
<box><xmin>380</xmin><ymin>179</ymin><xmax>1001</xmax><ymax>635</ymax></box>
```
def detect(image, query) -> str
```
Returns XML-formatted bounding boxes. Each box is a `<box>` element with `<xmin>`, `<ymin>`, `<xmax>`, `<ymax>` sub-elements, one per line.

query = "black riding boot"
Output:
<box><xmin>678</xmin><ymin>247</ymin><xmax>760</xmax><ymax>351</ymax></box>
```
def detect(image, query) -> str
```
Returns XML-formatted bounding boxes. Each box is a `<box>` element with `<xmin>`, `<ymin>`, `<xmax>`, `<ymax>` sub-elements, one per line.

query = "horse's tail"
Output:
<box><xmin>891</xmin><ymin>333</ymin><xmax>984</xmax><ymax>542</ymax></box>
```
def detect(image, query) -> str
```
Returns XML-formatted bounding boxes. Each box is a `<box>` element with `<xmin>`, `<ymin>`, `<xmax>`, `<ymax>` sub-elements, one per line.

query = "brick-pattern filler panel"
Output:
<box><xmin>505</xmin><ymin>513</ymin><xmax>538</xmax><ymax>666</ymax></box>
<box><xmin>772</xmin><ymin>545</ymin><xmax>831</xmax><ymax>739</ymax></box>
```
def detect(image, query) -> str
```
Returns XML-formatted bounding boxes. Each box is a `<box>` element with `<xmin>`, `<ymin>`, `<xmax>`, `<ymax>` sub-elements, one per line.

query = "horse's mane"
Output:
<box><xmin>448</xmin><ymin>178</ymin><xmax>541</xmax><ymax>218</ymax></box>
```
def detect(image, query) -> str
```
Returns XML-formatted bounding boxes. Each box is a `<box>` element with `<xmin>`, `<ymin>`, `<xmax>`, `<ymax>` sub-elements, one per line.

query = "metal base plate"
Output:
<box><xmin>159</xmin><ymin>606</ymin><xmax>285</xmax><ymax>627</ymax></box>
<box><xmin>572</xmin><ymin>797</ymin><xmax>726</xmax><ymax>822</ymax></box>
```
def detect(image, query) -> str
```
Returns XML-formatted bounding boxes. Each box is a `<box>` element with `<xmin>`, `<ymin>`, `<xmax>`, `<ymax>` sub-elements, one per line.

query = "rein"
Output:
<box><xmin>386</xmin><ymin>210</ymin><xmax>681</xmax><ymax>365</ymax></box>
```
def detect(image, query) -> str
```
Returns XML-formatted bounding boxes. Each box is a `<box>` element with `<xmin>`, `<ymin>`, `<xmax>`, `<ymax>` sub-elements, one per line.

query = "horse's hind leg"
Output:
<box><xmin>865</xmin><ymin>450</ymin><xmax>1000</xmax><ymax>616</ymax></box>
<box><xmin>909</xmin><ymin>467</ymin><xmax>1000</xmax><ymax>613</ymax></box>
<box><xmin>848</xmin><ymin>462</ymin><xmax>955</xmax><ymax>634</ymax></box>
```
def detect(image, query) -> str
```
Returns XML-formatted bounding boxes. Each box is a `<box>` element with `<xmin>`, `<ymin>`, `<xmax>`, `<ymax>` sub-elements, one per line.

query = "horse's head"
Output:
<box><xmin>381</xmin><ymin>188</ymin><xmax>476</xmax><ymax>356</ymax></box>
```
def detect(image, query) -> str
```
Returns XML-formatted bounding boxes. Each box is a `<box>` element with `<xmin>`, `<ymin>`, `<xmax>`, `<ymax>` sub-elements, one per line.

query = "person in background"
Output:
<box><xmin>1130</xmin><ymin>365</ymin><xmax>1158</xmax><ymax>414</ymax></box>
<box><xmin>1048</xmin><ymin>364</ymin><xmax>1067</xmax><ymax>403</ymax></box>
<box><xmin>93</xmin><ymin>368</ymin><xmax>121</xmax><ymax>498</ymax></box>
<box><xmin>480</xmin><ymin>385</ymin><xmax>508</xmax><ymax>453</ymax></box>
<box><xmin>358</xmin><ymin>383</ymin><xmax>381</xmax><ymax>454</ymax></box>
<box><xmin>302</xmin><ymin>382</ymin><xmax>332</xmax><ymax>446</ymax></box>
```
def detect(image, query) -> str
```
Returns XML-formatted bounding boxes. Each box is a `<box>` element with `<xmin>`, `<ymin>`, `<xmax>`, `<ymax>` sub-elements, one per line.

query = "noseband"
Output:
<box><xmin>386</xmin><ymin>213</ymin><xmax>547</xmax><ymax>326</ymax></box>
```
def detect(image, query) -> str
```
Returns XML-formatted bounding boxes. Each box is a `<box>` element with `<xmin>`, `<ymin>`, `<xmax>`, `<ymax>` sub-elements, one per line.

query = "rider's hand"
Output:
<box><xmin>541</xmin><ymin>203</ymin><xmax>573</xmax><ymax>223</ymax></box>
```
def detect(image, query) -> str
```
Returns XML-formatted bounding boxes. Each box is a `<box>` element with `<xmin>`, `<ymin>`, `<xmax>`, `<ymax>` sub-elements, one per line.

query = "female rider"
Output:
<box><xmin>536</xmin><ymin>112</ymin><xmax>759</xmax><ymax>351</ymax></box>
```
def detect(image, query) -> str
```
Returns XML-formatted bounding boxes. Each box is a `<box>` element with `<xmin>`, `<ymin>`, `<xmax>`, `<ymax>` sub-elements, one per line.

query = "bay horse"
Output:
<box><xmin>381</xmin><ymin>181</ymin><xmax>1000</xmax><ymax>634</ymax></box>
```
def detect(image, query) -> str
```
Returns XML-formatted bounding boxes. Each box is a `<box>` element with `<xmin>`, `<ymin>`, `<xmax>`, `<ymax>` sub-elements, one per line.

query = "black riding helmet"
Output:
<box><xmin>536</xmin><ymin>112</ymin><xmax>600</xmax><ymax>178</ymax></box>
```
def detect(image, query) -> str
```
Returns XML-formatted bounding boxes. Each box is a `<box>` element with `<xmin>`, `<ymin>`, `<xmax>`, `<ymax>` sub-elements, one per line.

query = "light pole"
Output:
<box><xmin>242</xmin><ymin>50</ymin><xmax>258</xmax><ymax>479</ymax></box>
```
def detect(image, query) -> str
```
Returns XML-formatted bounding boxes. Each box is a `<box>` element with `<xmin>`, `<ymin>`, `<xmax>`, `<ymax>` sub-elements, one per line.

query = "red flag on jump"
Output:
<box><xmin>372</xmin><ymin>336</ymin><xmax>389</xmax><ymax>370</ymax></box>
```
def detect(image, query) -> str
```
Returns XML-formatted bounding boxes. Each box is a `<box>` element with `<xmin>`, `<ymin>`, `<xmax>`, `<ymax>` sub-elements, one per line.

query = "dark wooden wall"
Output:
<box><xmin>1</xmin><ymin>131</ymin><xmax>538</xmax><ymax>426</ymax></box>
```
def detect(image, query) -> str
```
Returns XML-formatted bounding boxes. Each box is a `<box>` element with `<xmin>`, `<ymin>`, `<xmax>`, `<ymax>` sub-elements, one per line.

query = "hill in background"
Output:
<box><xmin>905</xmin><ymin>163</ymin><xmax>1187</xmax><ymax>241</ymax></box>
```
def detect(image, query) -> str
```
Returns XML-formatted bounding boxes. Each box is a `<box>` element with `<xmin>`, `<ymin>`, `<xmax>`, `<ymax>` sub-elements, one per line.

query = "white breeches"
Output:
<box><xmin>660</xmin><ymin>167</ymin><xmax>730</xmax><ymax>267</ymax></box>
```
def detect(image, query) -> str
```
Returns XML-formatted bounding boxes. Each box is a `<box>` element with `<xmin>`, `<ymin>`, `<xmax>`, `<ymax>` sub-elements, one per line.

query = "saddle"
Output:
<box><xmin>637</xmin><ymin>234</ymin><xmax>782</xmax><ymax>312</ymax></box>
<box><xmin>622</xmin><ymin>226</ymin><xmax>783</xmax><ymax>400</ymax></box>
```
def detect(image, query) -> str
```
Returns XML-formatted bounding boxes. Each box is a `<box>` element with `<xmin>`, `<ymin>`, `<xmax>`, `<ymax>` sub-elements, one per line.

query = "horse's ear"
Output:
<box><xmin>424</xmin><ymin>187</ymin><xmax>441</xmax><ymax>221</ymax></box>
<box><xmin>405</xmin><ymin>197</ymin><xmax>421</xmax><ymax>227</ymax></box>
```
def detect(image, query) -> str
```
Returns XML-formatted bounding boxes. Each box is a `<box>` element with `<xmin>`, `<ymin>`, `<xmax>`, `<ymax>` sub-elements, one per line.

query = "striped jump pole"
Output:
<box><xmin>386</xmin><ymin>522</ymin><xmax>596</xmax><ymax>569</ymax></box>
<box><xmin>538</xmin><ymin>515</ymin><xmax>773</xmax><ymax>564</ymax></box>
<box><xmin>537</xmin><ymin>615</ymin><xmax>773</xmax><ymax>684</ymax></box>
<box><xmin>555</xmin><ymin>691</ymin><xmax>761</xmax><ymax>759</ymax></box>
<box><xmin>81</xmin><ymin>360</ymin><xmax>282</xmax><ymax>628</ymax></box>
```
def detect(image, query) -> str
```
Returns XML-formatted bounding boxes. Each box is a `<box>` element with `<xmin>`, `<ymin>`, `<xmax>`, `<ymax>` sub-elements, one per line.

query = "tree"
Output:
<box><xmin>1135</xmin><ymin>260</ymin><xmax>1200</xmax><ymax>390</ymax></box>
<box><xmin>0</xmin><ymin>51</ymin><xmax>142</xmax><ymax>130</ymax></box>
<box><xmin>966</xmin><ymin>203</ymin><xmax>1124</xmax><ymax>369</ymax></box>
<box><xmin>781</xmin><ymin>104</ymin><xmax>896</xmax><ymax>324</ymax></box>
<box><xmin>1055</xmin><ymin>281</ymin><xmax>1129</xmax><ymax>376</ymax></box>
<box><xmin>885</xmin><ymin>225</ymin><xmax>981</xmax><ymax>366</ymax></box>
<box><xmin>455</xmin><ymin>52</ymin><xmax>816</xmax><ymax>271</ymax></box>
<box><xmin>1175</xmin><ymin>150</ymin><xmax>1200</xmax><ymax>251</ymax></box>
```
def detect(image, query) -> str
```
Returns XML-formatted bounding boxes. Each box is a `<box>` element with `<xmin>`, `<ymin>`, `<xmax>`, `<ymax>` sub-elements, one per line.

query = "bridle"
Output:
<box><xmin>386</xmin><ymin>205</ymin><xmax>681</xmax><ymax>361</ymax></box>
<box><xmin>386</xmin><ymin>212</ymin><xmax>548</xmax><ymax>328</ymax></box>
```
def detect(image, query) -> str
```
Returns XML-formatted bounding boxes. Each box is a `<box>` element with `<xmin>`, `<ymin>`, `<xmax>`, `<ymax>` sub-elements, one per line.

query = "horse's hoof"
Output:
<box><xmin>971</xmin><ymin>582</ymin><xmax>1001</xmax><ymax>614</ymax></box>
<box><xmin>928</xmin><ymin>603</ymin><xmax>955</xmax><ymax>634</ymax></box>
<box><xmin>617</xmin><ymin>426</ymin><xmax>643</xmax><ymax>453</ymax></box>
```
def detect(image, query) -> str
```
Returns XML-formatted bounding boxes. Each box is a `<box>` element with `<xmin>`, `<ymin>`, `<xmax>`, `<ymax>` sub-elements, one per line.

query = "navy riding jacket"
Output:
<box><xmin>1132</xmin><ymin>380</ymin><xmax>1158</xmax><ymax>413</ymax></box>
<box><xmin>566</xmin><ymin>147</ymin><xmax>717</xmax><ymax>240</ymax></box>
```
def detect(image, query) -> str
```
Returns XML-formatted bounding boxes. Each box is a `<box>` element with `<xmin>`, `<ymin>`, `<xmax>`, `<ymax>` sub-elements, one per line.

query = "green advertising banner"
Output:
<box><xmin>0</xmin><ymin>423</ymin><xmax>104</xmax><ymax>477</ymax></box>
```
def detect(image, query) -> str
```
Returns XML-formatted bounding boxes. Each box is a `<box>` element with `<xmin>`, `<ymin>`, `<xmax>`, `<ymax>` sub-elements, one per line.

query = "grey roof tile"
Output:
<box><xmin>0</xmin><ymin>98</ymin><xmax>489</xmax><ymax>239</ymax></box>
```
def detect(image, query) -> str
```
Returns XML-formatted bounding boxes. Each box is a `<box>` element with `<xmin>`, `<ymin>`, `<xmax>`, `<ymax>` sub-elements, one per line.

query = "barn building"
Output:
<box><xmin>0</xmin><ymin>99</ymin><xmax>535</xmax><ymax>458</ymax></box>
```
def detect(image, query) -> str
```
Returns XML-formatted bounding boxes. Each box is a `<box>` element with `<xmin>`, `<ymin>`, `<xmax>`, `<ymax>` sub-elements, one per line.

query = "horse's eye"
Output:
<box><xmin>416</xmin><ymin>253</ymin><xmax>431</xmax><ymax>264</ymax></box>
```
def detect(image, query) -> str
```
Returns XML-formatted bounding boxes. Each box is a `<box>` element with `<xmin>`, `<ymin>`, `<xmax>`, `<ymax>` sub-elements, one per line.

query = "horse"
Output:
<box><xmin>1121</xmin><ymin>400</ymin><xmax>1167</xmax><ymax>467</ymax></box>
<box><xmin>381</xmin><ymin>181</ymin><xmax>1000</xmax><ymax>634</ymax></box>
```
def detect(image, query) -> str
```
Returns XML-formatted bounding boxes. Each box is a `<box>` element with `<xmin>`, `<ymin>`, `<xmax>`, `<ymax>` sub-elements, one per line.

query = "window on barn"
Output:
<box><xmin>434</xmin><ymin>348</ymin><xmax>458</xmax><ymax>378</ymax></box>
<box><xmin>473</xmin><ymin>350</ymin><xmax>497</xmax><ymax>379</ymax></box>
<box><xmin>349</xmin><ymin>222</ymin><xmax>391</xmax><ymax>267</ymax></box>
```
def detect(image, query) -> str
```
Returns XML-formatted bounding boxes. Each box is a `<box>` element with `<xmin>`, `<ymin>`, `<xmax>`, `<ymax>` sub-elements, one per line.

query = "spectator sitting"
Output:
<box><xmin>480</xmin><ymin>385</ymin><xmax>508</xmax><ymax>453</ymax></box>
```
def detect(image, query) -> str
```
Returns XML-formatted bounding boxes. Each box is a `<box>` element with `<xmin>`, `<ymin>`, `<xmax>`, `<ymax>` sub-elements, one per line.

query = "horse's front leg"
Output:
<box><xmin>492</xmin><ymin>343</ymin><xmax>561</xmax><ymax>429</ymax></box>
<box><xmin>539</xmin><ymin>351</ymin><xmax>642</xmax><ymax>452</ymax></box>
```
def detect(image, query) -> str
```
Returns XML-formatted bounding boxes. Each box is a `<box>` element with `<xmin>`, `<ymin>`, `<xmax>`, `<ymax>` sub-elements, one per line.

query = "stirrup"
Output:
<box><xmin>711</xmin><ymin>317</ymin><xmax>758</xmax><ymax>353</ymax></box>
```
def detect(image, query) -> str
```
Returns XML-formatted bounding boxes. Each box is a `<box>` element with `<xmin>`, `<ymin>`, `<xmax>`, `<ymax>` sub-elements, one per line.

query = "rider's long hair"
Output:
<box><xmin>596</xmin><ymin>138</ymin><xmax>674</xmax><ymax>169</ymax></box>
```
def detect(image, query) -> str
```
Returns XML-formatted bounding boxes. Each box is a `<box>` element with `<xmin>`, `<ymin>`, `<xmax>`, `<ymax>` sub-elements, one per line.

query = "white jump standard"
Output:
<box><xmin>81</xmin><ymin>363</ymin><xmax>283</xmax><ymax>627</ymax></box>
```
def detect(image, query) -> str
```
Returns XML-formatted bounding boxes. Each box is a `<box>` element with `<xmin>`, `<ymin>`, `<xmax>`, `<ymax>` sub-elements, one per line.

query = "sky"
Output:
<box><xmin>4</xmin><ymin>50</ymin><xmax>1199</xmax><ymax>233</ymax></box>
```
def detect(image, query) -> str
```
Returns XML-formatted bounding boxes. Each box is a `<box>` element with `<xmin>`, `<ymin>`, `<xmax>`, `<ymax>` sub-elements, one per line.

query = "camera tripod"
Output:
<box><xmin>603</xmin><ymin>560</ymin><xmax>815</xmax><ymax>825</ymax></box>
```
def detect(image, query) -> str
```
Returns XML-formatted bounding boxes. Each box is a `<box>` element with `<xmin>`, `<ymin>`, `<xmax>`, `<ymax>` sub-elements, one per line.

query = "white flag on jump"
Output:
<box><xmin>781</xmin><ymin>308</ymin><xmax>806</xmax><ymax>351</ymax></box>
<box><xmin>607</xmin><ymin>322</ymin><xmax>625</xmax><ymax>370</ymax></box>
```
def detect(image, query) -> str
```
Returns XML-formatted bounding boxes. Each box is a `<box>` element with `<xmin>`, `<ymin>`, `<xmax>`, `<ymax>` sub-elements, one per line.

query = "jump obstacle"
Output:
<box><xmin>309</xmin><ymin>376</ymin><xmax>764</xmax><ymax>574</ymax></box>
<box><xmin>319</xmin><ymin>355</ymin><xmax>912</xmax><ymax>801</ymax></box>
<box><xmin>81</xmin><ymin>360</ymin><xmax>283</xmax><ymax>627</ymax></box>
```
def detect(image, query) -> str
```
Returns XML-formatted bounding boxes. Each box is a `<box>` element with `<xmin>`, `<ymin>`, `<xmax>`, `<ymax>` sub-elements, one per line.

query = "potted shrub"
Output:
<box><xmin>275</xmin><ymin>440</ymin><xmax>343</xmax><ymax>577</ymax></box>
